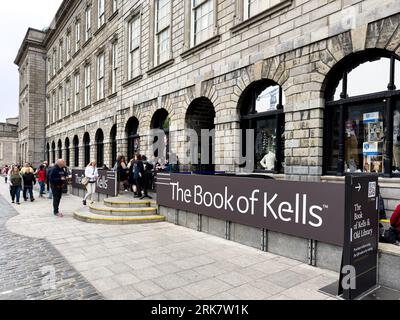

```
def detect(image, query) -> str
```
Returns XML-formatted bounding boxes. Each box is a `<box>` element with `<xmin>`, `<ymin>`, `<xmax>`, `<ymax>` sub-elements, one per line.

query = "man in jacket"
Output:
<box><xmin>49</xmin><ymin>159</ymin><xmax>67</xmax><ymax>217</ymax></box>
<box><xmin>22</xmin><ymin>170</ymin><xmax>36</xmax><ymax>202</ymax></box>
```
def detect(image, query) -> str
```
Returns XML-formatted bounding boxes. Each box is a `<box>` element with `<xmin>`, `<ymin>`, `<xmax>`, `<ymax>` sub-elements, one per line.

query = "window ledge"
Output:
<box><xmin>82</xmin><ymin>38</ymin><xmax>92</xmax><ymax>48</ymax></box>
<box><xmin>72</xmin><ymin>49</ymin><xmax>81</xmax><ymax>59</ymax></box>
<box><xmin>81</xmin><ymin>105</ymin><xmax>91</xmax><ymax>111</ymax></box>
<box><xmin>108</xmin><ymin>92</ymin><xmax>118</xmax><ymax>99</ymax></box>
<box><xmin>64</xmin><ymin>114</ymin><xmax>71</xmax><ymax>120</ymax></box>
<box><xmin>147</xmin><ymin>59</ymin><xmax>175</xmax><ymax>76</ymax></box>
<box><xmin>65</xmin><ymin>59</ymin><xmax>72</xmax><ymax>68</ymax></box>
<box><xmin>70</xmin><ymin>110</ymin><xmax>80</xmax><ymax>116</ymax></box>
<box><xmin>94</xmin><ymin>24</ymin><xmax>106</xmax><ymax>37</ymax></box>
<box><xmin>181</xmin><ymin>35</ymin><xmax>221</xmax><ymax>59</ymax></box>
<box><xmin>122</xmin><ymin>75</ymin><xmax>143</xmax><ymax>87</ymax></box>
<box><xmin>108</xmin><ymin>10</ymin><xmax>119</xmax><ymax>22</ymax></box>
<box><xmin>57</xmin><ymin>67</ymin><xmax>64</xmax><ymax>74</ymax></box>
<box><xmin>93</xmin><ymin>98</ymin><xmax>106</xmax><ymax>106</ymax></box>
<box><xmin>230</xmin><ymin>0</ymin><xmax>293</xmax><ymax>33</ymax></box>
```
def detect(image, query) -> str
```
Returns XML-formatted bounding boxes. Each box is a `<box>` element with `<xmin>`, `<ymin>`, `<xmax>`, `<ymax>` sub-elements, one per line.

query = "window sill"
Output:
<box><xmin>72</xmin><ymin>49</ymin><xmax>81</xmax><ymax>59</ymax></box>
<box><xmin>108</xmin><ymin>92</ymin><xmax>118</xmax><ymax>99</ymax></box>
<box><xmin>82</xmin><ymin>38</ymin><xmax>92</xmax><ymax>48</ymax></box>
<box><xmin>93</xmin><ymin>98</ymin><xmax>105</xmax><ymax>106</ymax></box>
<box><xmin>181</xmin><ymin>35</ymin><xmax>221</xmax><ymax>59</ymax></box>
<box><xmin>230</xmin><ymin>0</ymin><xmax>293</xmax><ymax>33</ymax></box>
<box><xmin>94</xmin><ymin>23</ymin><xmax>106</xmax><ymax>37</ymax></box>
<box><xmin>122</xmin><ymin>75</ymin><xmax>143</xmax><ymax>87</ymax></box>
<box><xmin>108</xmin><ymin>10</ymin><xmax>118</xmax><ymax>22</ymax></box>
<box><xmin>147</xmin><ymin>59</ymin><xmax>175</xmax><ymax>76</ymax></box>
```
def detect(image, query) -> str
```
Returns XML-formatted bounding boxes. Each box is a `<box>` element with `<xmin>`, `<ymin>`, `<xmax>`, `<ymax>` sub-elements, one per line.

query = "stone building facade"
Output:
<box><xmin>15</xmin><ymin>0</ymin><xmax>400</xmax><ymax>279</ymax></box>
<box><xmin>14</xmin><ymin>29</ymin><xmax>47</xmax><ymax>167</ymax></box>
<box><xmin>0</xmin><ymin>118</ymin><xmax>19</xmax><ymax>167</ymax></box>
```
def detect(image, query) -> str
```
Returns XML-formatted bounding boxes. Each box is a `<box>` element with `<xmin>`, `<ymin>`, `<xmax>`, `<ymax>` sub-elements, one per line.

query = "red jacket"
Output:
<box><xmin>390</xmin><ymin>204</ymin><xmax>400</xmax><ymax>232</ymax></box>
<box><xmin>37</xmin><ymin>169</ymin><xmax>46</xmax><ymax>183</ymax></box>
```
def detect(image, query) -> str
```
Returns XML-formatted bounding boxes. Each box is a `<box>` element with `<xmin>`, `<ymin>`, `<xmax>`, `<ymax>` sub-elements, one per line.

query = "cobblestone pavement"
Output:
<box><xmin>0</xmin><ymin>180</ymin><xmax>338</xmax><ymax>300</ymax></box>
<box><xmin>0</xmin><ymin>189</ymin><xmax>103</xmax><ymax>300</ymax></box>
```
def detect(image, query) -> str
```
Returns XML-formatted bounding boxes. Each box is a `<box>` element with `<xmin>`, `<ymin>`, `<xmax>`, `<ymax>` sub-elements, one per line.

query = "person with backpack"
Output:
<box><xmin>8</xmin><ymin>166</ymin><xmax>22</xmax><ymax>205</ymax></box>
<box><xmin>83</xmin><ymin>160</ymin><xmax>99</xmax><ymax>206</ymax></box>
<box><xmin>22</xmin><ymin>169</ymin><xmax>36</xmax><ymax>202</ymax></box>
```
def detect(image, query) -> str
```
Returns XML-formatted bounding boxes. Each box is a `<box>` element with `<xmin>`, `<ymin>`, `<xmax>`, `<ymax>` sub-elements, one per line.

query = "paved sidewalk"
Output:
<box><xmin>0</xmin><ymin>180</ymin><xmax>338</xmax><ymax>300</ymax></box>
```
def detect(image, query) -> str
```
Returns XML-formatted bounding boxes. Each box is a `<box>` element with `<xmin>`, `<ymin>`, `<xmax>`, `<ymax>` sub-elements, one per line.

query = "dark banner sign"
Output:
<box><xmin>157</xmin><ymin>174</ymin><xmax>346</xmax><ymax>246</ymax></box>
<box><xmin>341</xmin><ymin>175</ymin><xmax>379</xmax><ymax>299</ymax></box>
<box><xmin>71</xmin><ymin>169</ymin><xmax>118</xmax><ymax>197</ymax></box>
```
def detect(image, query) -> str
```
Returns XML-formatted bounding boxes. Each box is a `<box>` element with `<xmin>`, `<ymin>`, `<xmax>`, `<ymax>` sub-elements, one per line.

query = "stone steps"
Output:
<box><xmin>73</xmin><ymin>194</ymin><xmax>163</xmax><ymax>225</ymax></box>
<box><xmin>103</xmin><ymin>196</ymin><xmax>156</xmax><ymax>208</ymax></box>
<box><xmin>88</xmin><ymin>203</ymin><xmax>157</xmax><ymax>216</ymax></box>
<box><xmin>73</xmin><ymin>209</ymin><xmax>165</xmax><ymax>225</ymax></box>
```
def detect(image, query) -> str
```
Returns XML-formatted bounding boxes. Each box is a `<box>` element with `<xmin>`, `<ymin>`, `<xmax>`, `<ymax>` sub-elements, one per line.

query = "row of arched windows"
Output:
<box><xmin>46</xmin><ymin>49</ymin><xmax>400</xmax><ymax>177</ymax></box>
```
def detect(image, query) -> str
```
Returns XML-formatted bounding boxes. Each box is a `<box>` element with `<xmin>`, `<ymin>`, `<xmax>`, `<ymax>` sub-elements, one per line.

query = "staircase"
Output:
<box><xmin>73</xmin><ymin>196</ymin><xmax>165</xmax><ymax>224</ymax></box>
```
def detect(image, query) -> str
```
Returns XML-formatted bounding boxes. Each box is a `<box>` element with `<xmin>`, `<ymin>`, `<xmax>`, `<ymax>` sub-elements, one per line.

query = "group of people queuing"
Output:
<box><xmin>1</xmin><ymin>160</ymin><xmax>69</xmax><ymax>218</ymax></box>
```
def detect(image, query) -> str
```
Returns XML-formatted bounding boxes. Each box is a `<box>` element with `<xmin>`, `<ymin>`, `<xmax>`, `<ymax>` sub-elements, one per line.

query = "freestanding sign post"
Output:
<box><xmin>339</xmin><ymin>175</ymin><xmax>379</xmax><ymax>300</ymax></box>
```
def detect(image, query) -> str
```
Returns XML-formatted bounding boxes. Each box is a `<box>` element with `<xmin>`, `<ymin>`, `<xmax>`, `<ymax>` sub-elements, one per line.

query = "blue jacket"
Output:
<box><xmin>49</xmin><ymin>165</ymin><xmax>67</xmax><ymax>188</ymax></box>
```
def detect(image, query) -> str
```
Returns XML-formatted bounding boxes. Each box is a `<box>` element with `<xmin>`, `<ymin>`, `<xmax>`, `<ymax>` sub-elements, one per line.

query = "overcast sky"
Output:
<box><xmin>0</xmin><ymin>1</ymin><xmax>62</xmax><ymax>122</ymax></box>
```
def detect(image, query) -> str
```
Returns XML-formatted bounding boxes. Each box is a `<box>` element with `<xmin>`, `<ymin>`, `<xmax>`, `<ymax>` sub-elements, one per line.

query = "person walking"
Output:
<box><xmin>22</xmin><ymin>169</ymin><xmax>36</xmax><ymax>202</ymax></box>
<box><xmin>37</xmin><ymin>165</ymin><xmax>47</xmax><ymax>198</ymax></box>
<box><xmin>2</xmin><ymin>165</ymin><xmax>9</xmax><ymax>183</ymax></box>
<box><xmin>49</xmin><ymin>159</ymin><xmax>67</xmax><ymax>217</ymax></box>
<box><xmin>83</xmin><ymin>160</ymin><xmax>99</xmax><ymax>206</ymax></box>
<box><xmin>8</xmin><ymin>166</ymin><xmax>22</xmax><ymax>205</ymax></box>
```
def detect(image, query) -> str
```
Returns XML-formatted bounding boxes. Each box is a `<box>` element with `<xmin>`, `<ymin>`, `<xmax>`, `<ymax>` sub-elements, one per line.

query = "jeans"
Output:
<box><xmin>10</xmin><ymin>186</ymin><xmax>21</xmax><ymax>203</ymax></box>
<box><xmin>84</xmin><ymin>182</ymin><xmax>96</xmax><ymax>202</ymax></box>
<box><xmin>52</xmin><ymin>187</ymin><xmax>63</xmax><ymax>215</ymax></box>
<box><xmin>48</xmin><ymin>187</ymin><xmax>53</xmax><ymax>199</ymax></box>
<box><xmin>39</xmin><ymin>182</ymin><xmax>45</xmax><ymax>195</ymax></box>
<box><xmin>23</xmin><ymin>186</ymin><xmax>34</xmax><ymax>201</ymax></box>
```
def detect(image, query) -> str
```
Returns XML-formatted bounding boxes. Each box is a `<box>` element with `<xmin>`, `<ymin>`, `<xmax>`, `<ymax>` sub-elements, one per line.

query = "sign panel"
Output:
<box><xmin>341</xmin><ymin>175</ymin><xmax>379</xmax><ymax>299</ymax></box>
<box><xmin>71</xmin><ymin>169</ymin><xmax>118</xmax><ymax>197</ymax></box>
<box><xmin>157</xmin><ymin>174</ymin><xmax>345</xmax><ymax>246</ymax></box>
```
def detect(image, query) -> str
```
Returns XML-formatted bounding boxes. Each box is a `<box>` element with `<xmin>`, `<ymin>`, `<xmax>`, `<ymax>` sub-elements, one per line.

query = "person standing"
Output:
<box><xmin>49</xmin><ymin>159</ymin><xmax>67</xmax><ymax>217</ymax></box>
<box><xmin>37</xmin><ymin>165</ymin><xmax>47</xmax><ymax>198</ymax></box>
<box><xmin>22</xmin><ymin>169</ymin><xmax>36</xmax><ymax>202</ymax></box>
<box><xmin>8</xmin><ymin>166</ymin><xmax>22</xmax><ymax>205</ymax></box>
<box><xmin>20</xmin><ymin>162</ymin><xmax>34</xmax><ymax>175</ymax></box>
<box><xmin>83</xmin><ymin>161</ymin><xmax>99</xmax><ymax>206</ymax></box>
<box><xmin>133</xmin><ymin>154</ymin><xmax>144</xmax><ymax>198</ymax></box>
<box><xmin>141</xmin><ymin>156</ymin><xmax>153</xmax><ymax>199</ymax></box>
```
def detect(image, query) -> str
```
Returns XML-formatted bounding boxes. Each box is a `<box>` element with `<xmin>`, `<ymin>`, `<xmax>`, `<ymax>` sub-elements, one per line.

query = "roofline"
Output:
<box><xmin>14</xmin><ymin>27</ymin><xmax>47</xmax><ymax>66</ymax></box>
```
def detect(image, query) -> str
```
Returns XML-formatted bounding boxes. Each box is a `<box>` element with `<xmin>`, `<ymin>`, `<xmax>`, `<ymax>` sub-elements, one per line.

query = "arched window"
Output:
<box><xmin>83</xmin><ymin>132</ymin><xmax>91</xmax><ymax>166</ymax></box>
<box><xmin>324</xmin><ymin>49</ymin><xmax>400</xmax><ymax>176</ymax></box>
<box><xmin>150</xmin><ymin>109</ymin><xmax>170</xmax><ymax>158</ymax></box>
<box><xmin>125</xmin><ymin>117</ymin><xmax>139</xmax><ymax>161</ymax></box>
<box><xmin>57</xmin><ymin>140</ymin><xmax>62</xmax><ymax>159</ymax></box>
<box><xmin>110</xmin><ymin>125</ymin><xmax>117</xmax><ymax>167</ymax></box>
<box><xmin>239</xmin><ymin>80</ymin><xmax>285</xmax><ymax>173</ymax></box>
<box><xmin>185</xmin><ymin>98</ymin><xmax>216</xmax><ymax>173</ymax></box>
<box><xmin>95</xmin><ymin>129</ymin><xmax>104</xmax><ymax>167</ymax></box>
<box><xmin>51</xmin><ymin>141</ymin><xmax>56</xmax><ymax>164</ymax></box>
<box><xmin>73</xmin><ymin>135</ymin><xmax>79</xmax><ymax>167</ymax></box>
<box><xmin>65</xmin><ymin>138</ymin><xmax>70</xmax><ymax>167</ymax></box>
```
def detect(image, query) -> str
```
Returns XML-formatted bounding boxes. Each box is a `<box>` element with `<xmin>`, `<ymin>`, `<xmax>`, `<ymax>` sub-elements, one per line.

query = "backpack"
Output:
<box><xmin>380</xmin><ymin>227</ymin><xmax>398</xmax><ymax>244</ymax></box>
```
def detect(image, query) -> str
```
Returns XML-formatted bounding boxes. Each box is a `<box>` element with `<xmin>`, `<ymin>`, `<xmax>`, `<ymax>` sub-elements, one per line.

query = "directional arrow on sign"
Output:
<box><xmin>355</xmin><ymin>183</ymin><xmax>361</xmax><ymax>192</ymax></box>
